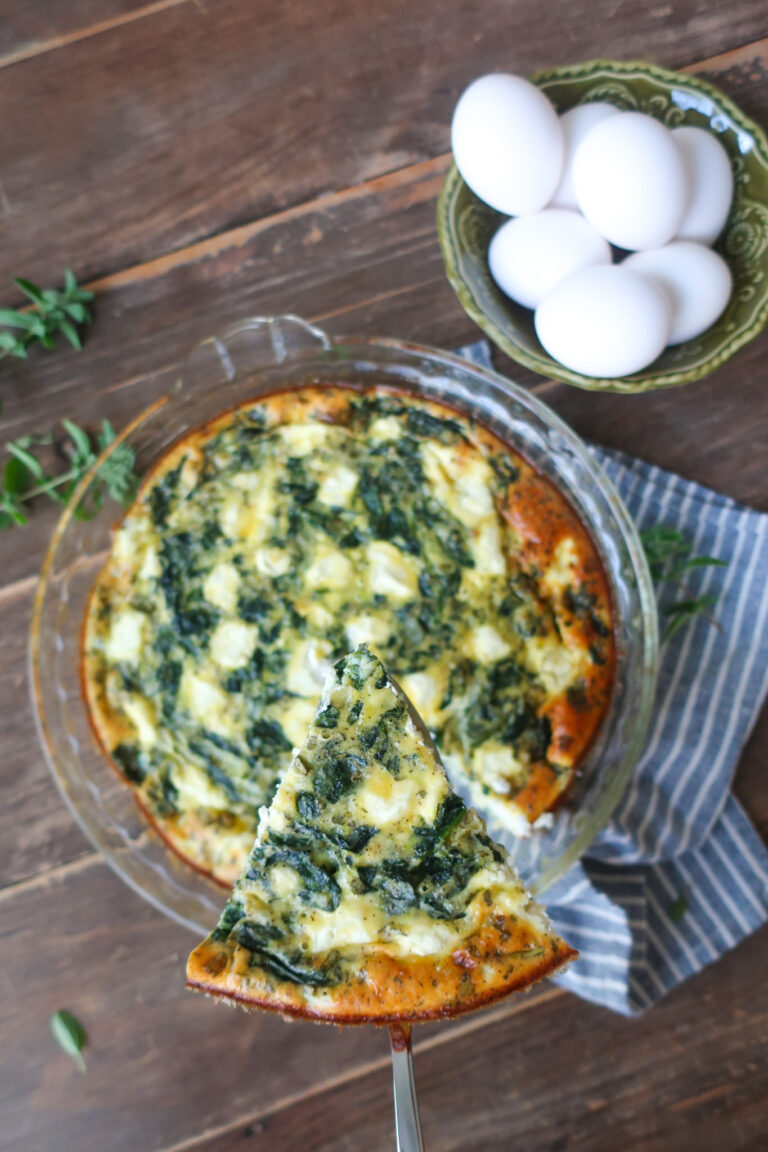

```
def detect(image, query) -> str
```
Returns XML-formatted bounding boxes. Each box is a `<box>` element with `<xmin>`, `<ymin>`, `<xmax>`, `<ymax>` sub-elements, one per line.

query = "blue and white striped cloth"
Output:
<box><xmin>458</xmin><ymin>341</ymin><xmax>768</xmax><ymax>1015</ymax></box>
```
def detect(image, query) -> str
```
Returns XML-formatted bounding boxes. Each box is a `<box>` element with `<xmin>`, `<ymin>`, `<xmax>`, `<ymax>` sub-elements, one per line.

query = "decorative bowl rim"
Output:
<box><xmin>437</xmin><ymin>57</ymin><xmax>768</xmax><ymax>393</ymax></box>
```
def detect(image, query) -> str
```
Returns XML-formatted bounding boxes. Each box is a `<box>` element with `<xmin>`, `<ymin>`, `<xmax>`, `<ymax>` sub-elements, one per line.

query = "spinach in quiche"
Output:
<box><xmin>83</xmin><ymin>386</ymin><xmax>613</xmax><ymax>883</ymax></box>
<box><xmin>186</xmin><ymin>646</ymin><xmax>575</xmax><ymax>1022</ymax></box>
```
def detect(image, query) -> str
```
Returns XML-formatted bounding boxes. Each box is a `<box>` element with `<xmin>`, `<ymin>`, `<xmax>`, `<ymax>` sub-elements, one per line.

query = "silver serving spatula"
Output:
<box><xmin>383</xmin><ymin>674</ymin><xmax>441</xmax><ymax>1152</ymax></box>
<box><xmin>390</xmin><ymin>1023</ymin><xmax>425</xmax><ymax>1152</ymax></box>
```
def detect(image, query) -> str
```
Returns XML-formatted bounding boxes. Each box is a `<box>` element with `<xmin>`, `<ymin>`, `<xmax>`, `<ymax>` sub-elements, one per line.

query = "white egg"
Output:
<box><xmin>488</xmin><ymin>209</ymin><xmax>611</xmax><ymax>309</ymax></box>
<box><xmin>534</xmin><ymin>265</ymin><xmax>673</xmax><ymax>377</ymax></box>
<box><xmin>549</xmin><ymin>102</ymin><xmax>620</xmax><ymax>210</ymax></box>
<box><xmin>573</xmin><ymin>112</ymin><xmax>688</xmax><ymax>250</ymax></box>
<box><xmin>624</xmin><ymin>242</ymin><xmax>732</xmax><ymax>344</ymax></box>
<box><xmin>451</xmin><ymin>74</ymin><xmax>563</xmax><ymax>216</ymax></box>
<box><xmin>673</xmin><ymin>126</ymin><xmax>734</xmax><ymax>245</ymax></box>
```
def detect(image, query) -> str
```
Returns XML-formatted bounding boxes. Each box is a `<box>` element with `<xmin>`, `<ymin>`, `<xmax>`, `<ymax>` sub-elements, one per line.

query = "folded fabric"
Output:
<box><xmin>457</xmin><ymin>340</ymin><xmax>768</xmax><ymax>1014</ymax></box>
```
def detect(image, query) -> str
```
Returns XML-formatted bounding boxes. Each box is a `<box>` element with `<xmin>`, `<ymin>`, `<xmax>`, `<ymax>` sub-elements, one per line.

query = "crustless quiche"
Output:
<box><xmin>186</xmin><ymin>646</ymin><xmax>575</xmax><ymax>1022</ymax></box>
<box><xmin>83</xmin><ymin>387</ymin><xmax>614</xmax><ymax>884</ymax></box>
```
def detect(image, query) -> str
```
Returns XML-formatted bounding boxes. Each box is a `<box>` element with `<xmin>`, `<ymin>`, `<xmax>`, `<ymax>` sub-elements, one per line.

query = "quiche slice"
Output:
<box><xmin>187</xmin><ymin>645</ymin><xmax>575</xmax><ymax>1023</ymax></box>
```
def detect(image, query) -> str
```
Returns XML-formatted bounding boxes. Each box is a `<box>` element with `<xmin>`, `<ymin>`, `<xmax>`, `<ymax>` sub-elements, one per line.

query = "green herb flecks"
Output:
<box><xmin>50</xmin><ymin>1010</ymin><xmax>88</xmax><ymax>1073</ymax></box>
<box><xmin>640</xmin><ymin>526</ymin><xmax>728</xmax><ymax>642</ymax></box>
<box><xmin>0</xmin><ymin>270</ymin><xmax>93</xmax><ymax>361</ymax></box>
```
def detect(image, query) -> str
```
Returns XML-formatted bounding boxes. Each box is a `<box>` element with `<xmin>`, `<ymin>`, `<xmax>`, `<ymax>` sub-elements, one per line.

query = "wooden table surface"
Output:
<box><xmin>2</xmin><ymin>4</ymin><xmax>768</xmax><ymax>1150</ymax></box>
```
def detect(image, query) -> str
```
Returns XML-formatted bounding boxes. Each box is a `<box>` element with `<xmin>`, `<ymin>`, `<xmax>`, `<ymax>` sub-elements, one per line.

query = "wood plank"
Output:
<box><xmin>0</xmin><ymin>578</ymin><xmax>95</xmax><ymax>887</ymax></box>
<box><xmin>184</xmin><ymin>924</ymin><xmax>768</xmax><ymax>1152</ymax></box>
<box><xmin>1</xmin><ymin>3</ymin><xmax>767</xmax><ymax>287</ymax></box>
<box><xmin>0</xmin><ymin>851</ymin><xmax>555</xmax><ymax>1152</ymax></box>
<box><xmin>694</xmin><ymin>35</ymin><xmax>768</xmax><ymax>123</ymax></box>
<box><xmin>0</xmin><ymin>1</ymin><xmax>191</xmax><ymax>69</ymax></box>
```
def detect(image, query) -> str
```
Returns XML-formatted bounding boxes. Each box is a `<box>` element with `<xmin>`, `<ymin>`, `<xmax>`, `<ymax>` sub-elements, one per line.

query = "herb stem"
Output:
<box><xmin>1</xmin><ymin>420</ymin><xmax>139</xmax><ymax>529</ymax></box>
<box><xmin>23</xmin><ymin>467</ymin><xmax>81</xmax><ymax>502</ymax></box>
<box><xmin>670</xmin><ymin>579</ymin><xmax>722</xmax><ymax>632</ymax></box>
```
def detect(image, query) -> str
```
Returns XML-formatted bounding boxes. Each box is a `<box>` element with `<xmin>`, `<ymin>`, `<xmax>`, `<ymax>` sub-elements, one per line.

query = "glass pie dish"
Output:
<box><xmin>30</xmin><ymin>315</ymin><xmax>658</xmax><ymax>934</ymax></box>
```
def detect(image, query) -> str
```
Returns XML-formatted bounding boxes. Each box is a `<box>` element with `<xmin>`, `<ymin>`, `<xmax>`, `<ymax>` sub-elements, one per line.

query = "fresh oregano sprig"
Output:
<box><xmin>0</xmin><ymin>269</ymin><xmax>93</xmax><ymax>360</ymax></box>
<box><xmin>640</xmin><ymin>525</ymin><xmax>728</xmax><ymax>642</ymax></box>
<box><xmin>1</xmin><ymin>419</ymin><xmax>139</xmax><ymax>528</ymax></box>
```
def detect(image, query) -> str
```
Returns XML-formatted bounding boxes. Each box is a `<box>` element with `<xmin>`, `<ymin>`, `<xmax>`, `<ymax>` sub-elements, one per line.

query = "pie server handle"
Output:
<box><xmin>390</xmin><ymin>1024</ymin><xmax>425</xmax><ymax>1152</ymax></box>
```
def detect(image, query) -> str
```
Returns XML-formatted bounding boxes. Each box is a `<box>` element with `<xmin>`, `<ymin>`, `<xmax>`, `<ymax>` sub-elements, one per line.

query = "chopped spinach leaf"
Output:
<box><xmin>381</xmin><ymin>877</ymin><xmax>417</xmax><ymax>915</ymax></box>
<box><xmin>405</xmin><ymin>408</ymin><xmax>464</xmax><ymax>442</ymax></box>
<box><xmin>149</xmin><ymin>459</ymin><xmax>183</xmax><ymax>528</ymax></box>
<box><xmin>248</xmin><ymin>717</ymin><xmax>292</xmax><ymax>757</ymax></box>
<box><xmin>316</xmin><ymin>704</ymin><xmax>340</xmax><ymax>729</ymax></box>
<box><xmin>111</xmin><ymin>742</ymin><xmax>146</xmax><ymax>785</ymax></box>
<box><xmin>311</xmin><ymin>751</ymin><xmax>367</xmax><ymax>804</ymax></box>
<box><xmin>296</xmin><ymin>792</ymin><xmax>322</xmax><ymax>820</ymax></box>
<box><xmin>213</xmin><ymin>899</ymin><xmax>245</xmax><ymax>942</ymax></box>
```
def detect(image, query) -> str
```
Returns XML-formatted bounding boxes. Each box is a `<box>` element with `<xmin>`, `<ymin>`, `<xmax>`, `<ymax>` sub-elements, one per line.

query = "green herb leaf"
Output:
<box><xmin>662</xmin><ymin>597</ymin><xmax>719</xmax><ymax>642</ymax></box>
<box><xmin>13</xmin><ymin>277</ymin><xmax>46</xmax><ymax>305</ymax></box>
<box><xmin>59</xmin><ymin>319</ymin><xmax>82</xmax><ymax>350</ymax></box>
<box><xmin>677</xmin><ymin>556</ymin><xmax>729</xmax><ymax>573</ymax></box>
<box><xmin>668</xmin><ymin>892</ymin><xmax>688</xmax><ymax>923</ymax></box>
<box><xmin>0</xmin><ymin>330</ymin><xmax>22</xmax><ymax>352</ymax></box>
<box><xmin>0</xmin><ymin>309</ymin><xmax>40</xmax><ymax>331</ymax></box>
<box><xmin>7</xmin><ymin>440</ymin><xmax>45</xmax><ymax>480</ymax></box>
<box><xmin>4</xmin><ymin>456</ymin><xmax>30</xmax><ymax>496</ymax></box>
<box><xmin>97</xmin><ymin>440</ymin><xmax>139</xmax><ymax>504</ymax></box>
<box><xmin>64</xmin><ymin>301</ymin><xmax>88</xmax><ymax>324</ymax></box>
<box><xmin>62</xmin><ymin>418</ymin><xmax>94</xmax><ymax>465</ymax></box>
<box><xmin>664</xmin><ymin>595</ymin><xmax>719</xmax><ymax>617</ymax></box>
<box><xmin>50</xmin><ymin>1010</ymin><xmax>87</xmax><ymax>1073</ymax></box>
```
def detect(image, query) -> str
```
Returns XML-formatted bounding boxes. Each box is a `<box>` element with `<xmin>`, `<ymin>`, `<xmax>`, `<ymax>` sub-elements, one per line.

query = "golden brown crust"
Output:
<box><xmin>186</xmin><ymin>914</ymin><xmax>576</xmax><ymax>1025</ymax></box>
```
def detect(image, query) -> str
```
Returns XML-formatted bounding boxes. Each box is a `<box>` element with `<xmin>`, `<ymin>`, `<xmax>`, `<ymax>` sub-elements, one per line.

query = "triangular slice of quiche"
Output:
<box><xmin>187</xmin><ymin>645</ymin><xmax>575</xmax><ymax>1023</ymax></box>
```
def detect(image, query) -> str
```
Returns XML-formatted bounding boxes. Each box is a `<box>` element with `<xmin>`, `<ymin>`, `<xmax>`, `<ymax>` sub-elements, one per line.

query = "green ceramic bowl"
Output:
<box><xmin>437</xmin><ymin>59</ymin><xmax>768</xmax><ymax>393</ymax></box>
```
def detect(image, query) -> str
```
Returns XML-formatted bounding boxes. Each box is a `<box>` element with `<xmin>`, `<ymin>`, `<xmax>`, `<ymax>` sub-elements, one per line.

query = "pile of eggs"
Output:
<box><xmin>451</xmin><ymin>74</ymin><xmax>735</xmax><ymax>378</ymax></box>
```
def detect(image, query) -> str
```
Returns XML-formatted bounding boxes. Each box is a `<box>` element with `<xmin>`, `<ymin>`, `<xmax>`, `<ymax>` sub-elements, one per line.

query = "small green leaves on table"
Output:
<box><xmin>1</xmin><ymin>419</ymin><xmax>139</xmax><ymax>529</ymax></box>
<box><xmin>0</xmin><ymin>270</ymin><xmax>93</xmax><ymax>361</ymax></box>
<box><xmin>50</xmin><ymin>1010</ymin><xmax>88</xmax><ymax>1073</ymax></box>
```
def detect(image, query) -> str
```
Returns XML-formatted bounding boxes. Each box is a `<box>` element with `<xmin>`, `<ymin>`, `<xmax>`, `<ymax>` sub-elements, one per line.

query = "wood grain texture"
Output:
<box><xmin>0</xmin><ymin>849</ymin><xmax>555</xmax><ymax>1152</ymax></box>
<box><xmin>0</xmin><ymin>579</ymin><xmax>94</xmax><ymax>887</ymax></box>
<box><xmin>0</xmin><ymin>1</ymin><xmax>191</xmax><ymax>68</ymax></box>
<box><xmin>1</xmin><ymin>0</ymin><xmax>768</xmax><ymax>286</ymax></box>
<box><xmin>171</xmin><ymin>924</ymin><xmax>768</xmax><ymax>1152</ymax></box>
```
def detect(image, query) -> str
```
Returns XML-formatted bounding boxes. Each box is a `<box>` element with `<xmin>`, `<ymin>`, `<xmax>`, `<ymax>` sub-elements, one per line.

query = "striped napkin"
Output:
<box><xmin>458</xmin><ymin>341</ymin><xmax>768</xmax><ymax>1015</ymax></box>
